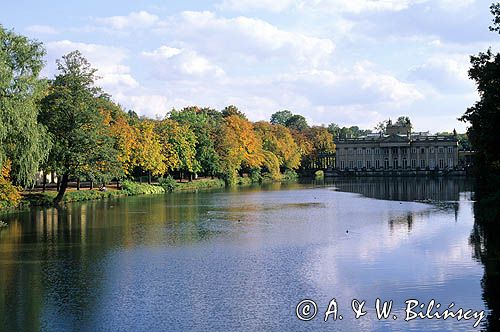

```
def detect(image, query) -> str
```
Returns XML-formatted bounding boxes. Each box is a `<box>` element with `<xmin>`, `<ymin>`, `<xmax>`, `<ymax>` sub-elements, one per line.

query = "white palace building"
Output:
<box><xmin>334</xmin><ymin>121</ymin><xmax>459</xmax><ymax>174</ymax></box>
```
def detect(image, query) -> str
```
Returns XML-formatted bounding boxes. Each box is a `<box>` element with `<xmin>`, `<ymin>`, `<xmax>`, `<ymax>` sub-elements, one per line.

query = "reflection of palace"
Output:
<box><xmin>329</xmin><ymin>177</ymin><xmax>472</xmax><ymax>202</ymax></box>
<box><xmin>334</xmin><ymin>121</ymin><xmax>461</xmax><ymax>175</ymax></box>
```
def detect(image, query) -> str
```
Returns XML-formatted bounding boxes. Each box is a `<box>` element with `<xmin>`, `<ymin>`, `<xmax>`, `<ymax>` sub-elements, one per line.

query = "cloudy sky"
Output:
<box><xmin>2</xmin><ymin>0</ymin><xmax>498</xmax><ymax>132</ymax></box>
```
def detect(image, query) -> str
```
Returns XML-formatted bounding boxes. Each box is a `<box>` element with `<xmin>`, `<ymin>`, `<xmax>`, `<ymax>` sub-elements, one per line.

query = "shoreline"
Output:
<box><xmin>1</xmin><ymin>177</ymin><xmax>293</xmax><ymax>214</ymax></box>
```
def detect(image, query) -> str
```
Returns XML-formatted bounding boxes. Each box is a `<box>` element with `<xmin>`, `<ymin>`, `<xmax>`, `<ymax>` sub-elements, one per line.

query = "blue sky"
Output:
<box><xmin>2</xmin><ymin>0</ymin><xmax>498</xmax><ymax>132</ymax></box>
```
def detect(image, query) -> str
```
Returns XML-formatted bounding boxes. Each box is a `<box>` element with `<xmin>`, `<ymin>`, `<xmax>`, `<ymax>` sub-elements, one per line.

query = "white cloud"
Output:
<box><xmin>164</xmin><ymin>11</ymin><xmax>335</xmax><ymax>68</ymax></box>
<box><xmin>301</xmin><ymin>0</ymin><xmax>426</xmax><ymax>13</ymax></box>
<box><xmin>141</xmin><ymin>46</ymin><xmax>182</xmax><ymax>60</ymax></box>
<box><xmin>408</xmin><ymin>55</ymin><xmax>473</xmax><ymax>93</ymax></box>
<box><xmin>142</xmin><ymin>45</ymin><xmax>225</xmax><ymax>78</ymax></box>
<box><xmin>278</xmin><ymin>63</ymin><xmax>423</xmax><ymax>107</ymax></box>
<box><xmin>25</xmin><ymin>25</ymin><xmax>58</xmax><ymax>35</ymax></box>
<box><xmin>217</xmin><ymin>0</ymin><xmax>295</xmax><ymax>12</ymax></box>
<box><xmin>216</xmin><ymin>0</ymin><xmax>476</xmax><ymax>13</ymax></box>
<box><xmin>95</xmin><ymin>11</ymin><xmax>159</xmax><ymax>30</ymax></box>
<box><xmin>114</xmin><ymin>93</ymin><xmax>171</xmax><ymax>118</ymax></box>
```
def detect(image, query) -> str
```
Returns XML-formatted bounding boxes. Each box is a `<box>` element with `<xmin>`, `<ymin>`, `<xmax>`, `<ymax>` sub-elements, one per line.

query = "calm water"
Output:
<box><xmin>0</xmin><ymin>178</ymin><xmax>497</xmax><ymax>331</ymax></box>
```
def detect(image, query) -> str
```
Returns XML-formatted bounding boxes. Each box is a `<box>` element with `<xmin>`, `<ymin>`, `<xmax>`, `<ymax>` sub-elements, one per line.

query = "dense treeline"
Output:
<box><xmin>460</xmin><ymin>2</ymin><xmax>500</xmax><ymax>199</ymax></box>
<box><xmin>0</xmin><ymin>26</ymin><xmax>340</xmax><ymax>205</ymax></box>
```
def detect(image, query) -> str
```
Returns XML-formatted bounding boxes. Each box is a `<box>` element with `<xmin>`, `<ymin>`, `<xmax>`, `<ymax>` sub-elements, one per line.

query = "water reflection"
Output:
<box><xmin>313</xmin><ymin>177</ymin><xmax>473</xmax><ymax>202</ymax></box>
<box><xmin>469</xmin><ymin>198</ymin><xmax>500</xmax><ymax>332</ymax></box>
<box><xmin>0</xmin><ymin>179</ymin><xmax>492</xmax><ymax>331</ymax></box>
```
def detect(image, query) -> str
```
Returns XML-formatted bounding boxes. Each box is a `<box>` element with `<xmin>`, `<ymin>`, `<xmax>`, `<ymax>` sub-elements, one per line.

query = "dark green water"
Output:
<box><xmin>0</xmin><ymin>178</ymin><xmax>497</xmax><ymax>331</ymax></box>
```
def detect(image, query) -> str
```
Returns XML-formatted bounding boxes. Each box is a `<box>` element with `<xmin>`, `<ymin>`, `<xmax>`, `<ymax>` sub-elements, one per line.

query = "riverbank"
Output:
<box><xmin>19</xmin><ymin>178</ymin><xmax>228</xmax><ymax>208</ymax></box>
<box><xmin>1</xmin><ymin>171</ymin><xmax>300</xmax><ymax>212</ymax></box>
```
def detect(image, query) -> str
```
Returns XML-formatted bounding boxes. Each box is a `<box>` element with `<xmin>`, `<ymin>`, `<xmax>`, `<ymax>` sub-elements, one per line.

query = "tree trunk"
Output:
<box><xmin>116</xmin><ymin>179</ymin><xmax>120</xmax><ymax>189</ymax></box>
<box><xmin>42</xmin><ymin>171</ymin><xmax>46</xmax><ymax>192</ymax></box>
<box><xmin>148</xmin><ymin>171</ymin><xmax>152</xmax><ymax>184</ymax></box>
<box><xmin>77</xmin><ymin>178</ymin><xmax>80</xmax><ymax>190</ymax></box>
<box><xmin>54</xmin><ymin>173</ymin><xmax>69</xmax><ymax>205</ymax></box>
<box><xmin>50</xmin><ymin>171</ymin><xmax>56</xmax><ymax>184</ymax></box>
<box><xmin>56</xmin><ymin>177</ymin><xmax>60</xmax><ymax>191</ymax></box>
<box><xmin>90</xmin><ymin>181</ymin><xmax>94</xmax><ymax>190</ymax></box>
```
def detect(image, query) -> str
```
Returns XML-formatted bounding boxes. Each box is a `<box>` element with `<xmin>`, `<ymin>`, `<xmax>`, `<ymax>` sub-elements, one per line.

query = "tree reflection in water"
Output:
<box><xmin>470</xmin><ymin>197</ymin><xmax>500</xmax><ymax>332</ymax></box>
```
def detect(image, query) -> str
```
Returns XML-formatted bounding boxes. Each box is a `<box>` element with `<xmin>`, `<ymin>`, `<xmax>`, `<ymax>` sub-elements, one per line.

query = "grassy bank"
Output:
<box><xmin>19</xmin><ymin>178</ymin><xmax>230</xmax><ymax>207</ymax></box>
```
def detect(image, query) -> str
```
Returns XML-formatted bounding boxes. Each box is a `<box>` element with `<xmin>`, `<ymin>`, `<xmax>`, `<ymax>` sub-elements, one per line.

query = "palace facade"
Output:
<box><xmin>335</xmin><ymin>122</ymin><xmax>459</xmax><ymax>172</ymax></box>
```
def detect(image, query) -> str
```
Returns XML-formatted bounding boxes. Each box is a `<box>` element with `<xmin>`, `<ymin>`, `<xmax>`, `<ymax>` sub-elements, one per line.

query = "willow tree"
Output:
<box><xmin>39</xmin><ymin>51</ymin><xmax>121</xmax><ymax>204</ymax></box>
<box><xmin>0</xmin><ymin>25</ymin><xmax>49</xmax><ymax>188</ymax></box>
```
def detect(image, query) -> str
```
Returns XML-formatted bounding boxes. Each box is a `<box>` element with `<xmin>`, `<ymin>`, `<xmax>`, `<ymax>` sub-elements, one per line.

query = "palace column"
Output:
<box><xmin>398</xmin><ymin>147</ymin><xmax>402</xmax><ymax>169</ymax></box>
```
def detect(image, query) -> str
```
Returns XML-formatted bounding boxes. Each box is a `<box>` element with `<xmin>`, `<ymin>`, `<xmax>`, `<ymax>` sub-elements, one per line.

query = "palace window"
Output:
<box><xmin>438</xmin><ymin>147</ymin><xmax>444</xmax><ymax>154</ymax></box>
<box><xmin>366</xmin><ymin>160</ymin><xmax>371</xmax><ymax>168</ymax></box>
<box><xmin>375</xmin><ymin>160</ymin><xmax>380</xmax><ymax>168</ymax></box>
<box><xmin>430</xmin><ymin>147</ymin><xmax>435</xmax><ymax>153</ymax></box>
<box><xmin>357</xmin><ymin>160</ymin><xmax>362</xmax><ymax>168</ymax></box>
<box><xmin>448</xmin><ymin>147</ymin><xmax>453</xmax><ymax>154</ymax></box>
<box><xmin>430</xmin><ymin>159</ymin><xmax>435</xmax><ymax>168</ymax></box>
<box><xmin>421</xmin><ymin>148</ymin><xmax>425</xmax><ymax>154</ymax></box>
<box><xmin>403</xmin><ymin>159</ymin><xmax>408</xmax><ymax>168</ymax></box>
<box><xmin>448</xmin><ymin>158</ymin><xmax>453</xmax><ymax>167</ymax></box>
<box><xmin>358</xmin><ymin>149</ymin><xmax>363</xmax><ymax>155</ymax></box>
<box><xmin>349</xmin><ymin>161</ymin><xmax>354</xmax><ymax>169</ymax></box>
<box><xmin>411</xmin><ymin>148</ymin><xmax>417</xmax><ymax>154</ymax></box>
<box><xmin>384</xmin><ymin>159</ymin><xmax>389</xmax><ymax>169</ymax></box>
<box><xmin>375</xmin><ymin>148</ymin><xmax>380</xmax><ymax>155</ymax></box>
<box><xmin>439</xmin><ymin>159</ymin><xmax>444</xmax><ymax>169</ymax></box>
<box><xmin>340</xmin><ymin>160</ymin><xmax>345</xmax><ymax>169</ymax></box>
<box><xmin>420</xmin><ymin>159</ymin><xmax>425</xmax><ymax>168</ymax></box>
<box><xmin>411</xmin><ymin>159</ymin><xmax>416</xmax><ymax>168</ymax></box>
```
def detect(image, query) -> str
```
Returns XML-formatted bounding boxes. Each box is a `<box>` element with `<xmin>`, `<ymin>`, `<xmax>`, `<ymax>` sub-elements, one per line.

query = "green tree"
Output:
<box><xmin>327</xmin><ymin>123</ymin><xmax>340</xmax><ymax>138</ymax></box>
<box><xmin>39</xmin><ymin>51</ymin><xmax>121</xmax><ymax>203</ymax></box>
<box><xmin>155</xmin><ymin>118</ymin><xmax>199</xmax><ymax>180</ymax></box>
<box><xmin>285</xmin><ymin>114</ymin><xmax>309</xmax><ymax>132</ymax></box>
<box><xmin>374</xmin><ymin>120</ymin><xmax>389</xmax><ymax>134</ymax></box>
<box><xmin>222</xmin><ymin>105</ymin><xmax>247</xmax><ymax>119</ymax></box>
<box><xmin>169</xmin><ymin>106</ymin><xmax>221</xmax><ymax>177</ymax></box>
<box><xmin>270</xmin><ymin>110</ymin><xmax>293</xmax><ymax>126</ymax></box>
<box><xmin>459</xmin><ymin>3</ymin><xmax>500</xmax><ymax>195</ymax></box>
<box><xmin>0</xmin><ymin>25</ymin><xmax>49</xmax><ymax>187</ymax></box>
<box><xmin>395</xmin><ymin>116</ymin><xmax>412</xmax><ymax>130</ymax></box>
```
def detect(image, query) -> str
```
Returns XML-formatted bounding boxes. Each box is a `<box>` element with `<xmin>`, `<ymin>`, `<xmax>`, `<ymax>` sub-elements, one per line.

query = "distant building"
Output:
<box><xmin>335</xmin><ymin>121</ymin><xmax>459</xmax><ymax>172</ymax></box>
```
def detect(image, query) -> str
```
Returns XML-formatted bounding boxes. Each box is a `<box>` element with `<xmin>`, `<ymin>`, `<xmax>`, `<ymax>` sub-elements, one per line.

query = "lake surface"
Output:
<box><xmin>0</xmin><ymin>178</ymin><xmax>496</xmax><ymax>331</ymax></box>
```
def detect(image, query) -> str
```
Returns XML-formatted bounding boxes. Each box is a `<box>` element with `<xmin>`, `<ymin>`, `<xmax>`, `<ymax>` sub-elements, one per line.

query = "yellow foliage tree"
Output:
<box><xmin>99</xmin><ymin>101</ymin><xmax>137</xmax><ymax>175</ymax></box>
<box><xmin>0</xmin><ymin>161</ymin><xmax>22</xmax><ymax>207</ymax></box>
<box><xmin>133</xmin><ymin>120</ymin><xmax>166</xmax><ymax>182</ymax></box>
<box><xmin>155</xmin><ymin>119</ymin><xmax>199</xmax><ymax>175</ymax></box>
<box><xmin>217</xmin><ymin>115</ymin><xmax>264</xmax><ymax>183</ymax></box>
<box><xmin>254</xmin><ymin>121</ymin><xmax>302</xmax><ymax>170</ymax></box>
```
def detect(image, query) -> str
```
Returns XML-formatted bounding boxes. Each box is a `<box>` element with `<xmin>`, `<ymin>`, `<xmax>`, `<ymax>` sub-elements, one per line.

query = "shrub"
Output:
<box><xmin>249</xmin><ymin>168</ymin><xmax>263</xmax><ymax>183</ymax></box>
<box><xmin>282</xmin><ymin>170</ymin><xmax>299</xmax><ymax>181</ymax></box>
<box><xmin>237</xmin><ymin>176</ymin><xmax>253</xmax><ymax>186</ymax></box>
<box><xmin>314</xmin><ymin>170</ymin><xmax>324</xmax><ymax>178</ymax></box>
<box><xmin>159</xmin><ymin>175</ymin><xmax>178</xmax><ymax>192</ymax></box>
<box><xmin>0</xmin><ymin>177</ymin><xmax>22</xmax><ymax>208</ymax></box>
<box><xmin>121</xmin><ymin>180</ymin><xmax>165</xmax><ymax>195</ymax></box>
